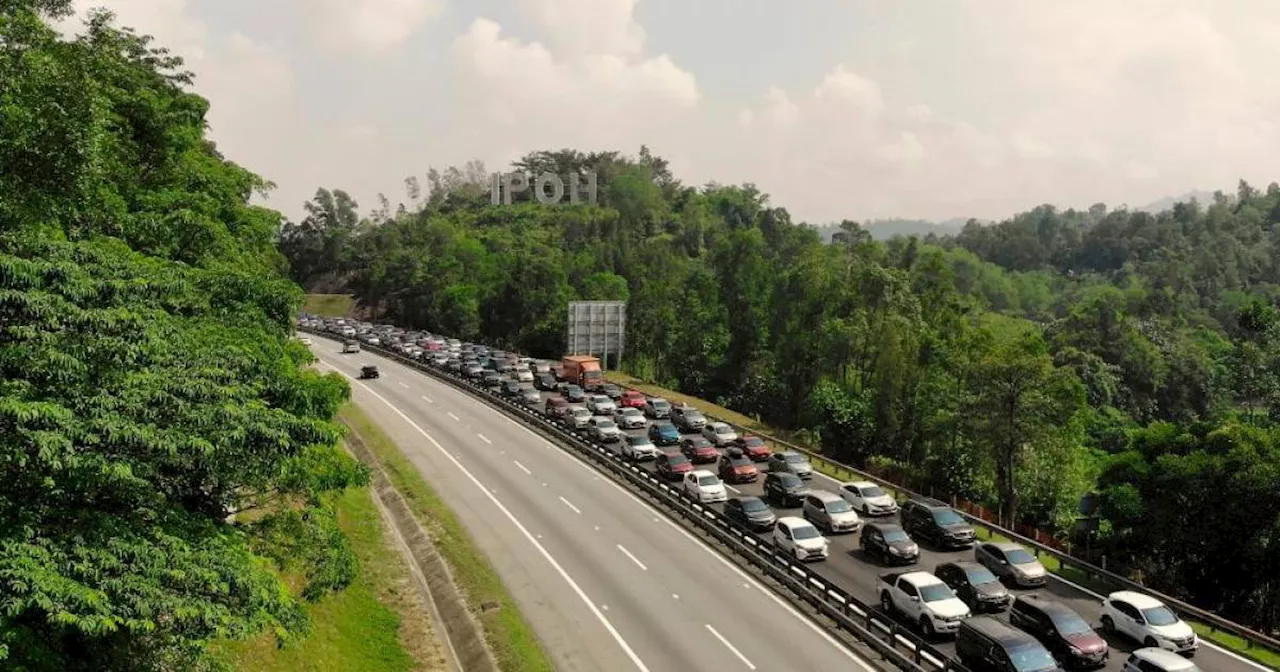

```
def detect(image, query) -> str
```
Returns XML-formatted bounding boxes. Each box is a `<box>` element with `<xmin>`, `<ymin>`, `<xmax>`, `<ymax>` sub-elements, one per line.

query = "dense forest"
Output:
<box><xmin>281</xmin><ymin>150</ymin><xmax>1280</xmax><ymax>630</ymax></box>
<box><xmin>1</xmin><ymin>3</ymin><xmax>364</xmax><ymax>670</ymax></box>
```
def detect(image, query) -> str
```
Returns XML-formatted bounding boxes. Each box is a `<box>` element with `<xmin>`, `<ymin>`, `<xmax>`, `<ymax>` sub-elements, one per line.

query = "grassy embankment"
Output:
<box><xmin>304</xmin><ymin>293</ymin><xmax>356</xmax><ymax>318</ymax></box>
<box><xmin>338</xmin><ymin>405</ymin><xmax>556</xmax><ymax>672</ymax></box>
<box><xmin>212</xmin><ymin>484</ymin><xmax>447</xmax><ymax>671</ymax></box>
<box><xmin>604</xmin><ymin>371</ymin><xmax>1280</xmax><ymax>668</ymax></box>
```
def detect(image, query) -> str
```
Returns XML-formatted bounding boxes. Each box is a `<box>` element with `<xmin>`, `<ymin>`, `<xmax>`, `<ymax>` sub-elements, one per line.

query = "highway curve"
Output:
<box><xmin>310</xmin><ymin>340</ymin><xmax>883</xmax><ymax>672</ymax></box>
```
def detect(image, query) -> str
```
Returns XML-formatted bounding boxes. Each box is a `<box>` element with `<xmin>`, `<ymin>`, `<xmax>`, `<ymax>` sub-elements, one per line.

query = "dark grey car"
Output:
<box><xmin>723</xmin><ymin>496</ymin><xmax>777</xmax><ymax>531</ymax></box>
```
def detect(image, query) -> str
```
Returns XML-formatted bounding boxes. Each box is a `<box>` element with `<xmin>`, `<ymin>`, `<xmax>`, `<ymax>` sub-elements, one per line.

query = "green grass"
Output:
<box><xmin>304</xmin><ymin>293</ymin><xmax>356</xmax><ymax>318</ymax></box>
<box><xmin>608</xmin><ymin>371</ymin><xmax>1280</xmax><ymax>667</ymax></box>
<box><xmin>212</xmin><ymin>486</ymin><xmax>446</xmax><ymax>671</ymax></box>
<box><xmin>340</xmin><ymin>404</ymin><xmax>556</xmax><ymax>672</ymax></box>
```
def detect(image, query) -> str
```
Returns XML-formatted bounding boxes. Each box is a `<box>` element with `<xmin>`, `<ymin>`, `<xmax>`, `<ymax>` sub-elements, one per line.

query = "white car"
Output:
<box><xmin>516</xmin><ymin>369</ymin><xmax>534</xmax><ymax>383</ymax></box>
<box><xmin>622</xmin><ymin>435</ymin><xmax>660</xmax><ymax>461</ymax></box>
<box><xmin>1122</xmin><ymin>648</ymin><xmax>1200</xmax><ymax>672</ymax></box>
<box><xmin>613</xmin><ymin>407</ymin><xmax>646</xmax><ymax>429</ymax></box>
<box><xmin>701</xmin><ymin>421</ymin><xmax>738</xmax><ymax>446</ymax></box>
<box><xmin>773</xmin><ymin>516</ymin><xmax>829</xmax><ymax>561</ymax></box>
<box><xmin>1101</xmin><ymin>591</ymin><xmax>1198</xmax><ymax>655</ymax></box>
<box><xmin>683</xmin><ymin>470</ymin><xmax>727</xmax><ymax>504</ymax></box>
<box><xmin>586</xmin><ymin>394</ymin><xmax>616</xmax><ymax>415</ymax></box>
<box><xmin>838</xmin><ymin>481</ymin><xmax>899</xmax><ymax>515</ymax></box>
<box><xmin>297</xmin><ymin>336</ymin><xmax>313</xmax><ymax>346</ymax></box>
<box><xmin>588</xmin><ymin>416</ymin><xmax>622</xmax><ymax>443</ymax></box>
<box><xmin>568</xmin><ymin>406</ymin><xmax>592</xmax><ymax>429</ymax></box>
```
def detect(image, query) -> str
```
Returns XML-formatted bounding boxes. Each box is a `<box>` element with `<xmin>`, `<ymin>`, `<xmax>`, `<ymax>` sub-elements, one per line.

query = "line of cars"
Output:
<box><xmin>297</xmin><ymin>314</ymin><xmax>1205</xmax><ymax>672</ymax></box>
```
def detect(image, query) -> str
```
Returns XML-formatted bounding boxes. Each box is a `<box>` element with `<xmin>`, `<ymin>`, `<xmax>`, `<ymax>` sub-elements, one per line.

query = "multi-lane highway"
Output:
<box><xmin>509</xmin><ymin>366</ymin><xmax>1268</xmax><ymax>672</ymax></box>
<box><xmin>309</xmin><ymin>340</ymin><xmax>884</xmax><ymax>672</ymax></box>
<box><xmin>312</xmin><ymin>334</ymin><xmax>1266</xmax><ymax>672</ymax></box>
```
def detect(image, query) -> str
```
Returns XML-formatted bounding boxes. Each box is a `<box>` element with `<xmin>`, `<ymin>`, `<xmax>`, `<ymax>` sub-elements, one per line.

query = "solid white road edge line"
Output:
<box><xmin>705</xmin><ymin>624</ymin><xmax>756</xmax><ymax>670</ymax></box>
<box><xmin>320</xmin><ymin>362</ymin><xmax>651</xmax><ymax>672</ymax></box>
<box><xmin>616</xmin><ymin>544</ymin><xmax>648</xmax><ymax>571</ymax></box>
<box><xmin>408</xmin><ymin>365</ymin><xmax>877</xmax><ymax>671</ymax></box>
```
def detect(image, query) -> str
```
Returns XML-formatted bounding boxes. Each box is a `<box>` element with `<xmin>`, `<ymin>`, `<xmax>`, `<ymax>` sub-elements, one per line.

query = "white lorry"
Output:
<box><xmin>877</xmin><ymin>571</ymin><xmax>971</xmax><ymax>637</ymax></box>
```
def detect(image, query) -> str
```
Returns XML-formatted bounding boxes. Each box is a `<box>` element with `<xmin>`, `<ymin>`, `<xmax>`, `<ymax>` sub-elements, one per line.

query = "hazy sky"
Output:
<box><xmin>60</xmin><ymin>0</ymin><xmax>1280</xmax><ymax>224</ymax></box>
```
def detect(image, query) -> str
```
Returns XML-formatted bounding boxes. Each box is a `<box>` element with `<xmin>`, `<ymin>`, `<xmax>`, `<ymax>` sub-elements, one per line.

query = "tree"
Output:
<box><xmin>966</xmin><ymin>326</ymin><xmax>1085</xmax><ymax>527</ymax></box>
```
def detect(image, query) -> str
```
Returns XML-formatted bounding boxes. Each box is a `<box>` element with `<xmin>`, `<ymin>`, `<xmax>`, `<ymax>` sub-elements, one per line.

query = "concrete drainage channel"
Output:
<box><xmin>345</xmin><ymin>427</ymin><xmax>498</xmax><ymax>672</ymax></box>
<box><xmin>305</xmin><ymin>328</ymin><xmax>971</xmax><ymax>672</ymax></box>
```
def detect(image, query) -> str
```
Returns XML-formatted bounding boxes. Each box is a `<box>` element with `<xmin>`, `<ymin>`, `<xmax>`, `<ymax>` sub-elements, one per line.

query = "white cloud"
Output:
<box><xmin>447</xmin><ymin>8</ymin><xmax>698</xmax><ymax>169</ymax></box>
<box><xmin>306</xmin><ymin>0</ymin><xmax>444</xmax><ymax>52</ymax></box>
<box><xmin>518</xmin><ymin>0</ymin><xmax>646</xmax><ymax>58</ymax></box>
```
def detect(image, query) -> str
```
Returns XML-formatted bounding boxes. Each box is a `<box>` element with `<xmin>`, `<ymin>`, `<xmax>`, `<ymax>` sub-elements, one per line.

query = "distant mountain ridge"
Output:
<box><xmin>812</xmin><ymin>189</ymin><xmax>1219</xmax><ymax>243</ymax></box>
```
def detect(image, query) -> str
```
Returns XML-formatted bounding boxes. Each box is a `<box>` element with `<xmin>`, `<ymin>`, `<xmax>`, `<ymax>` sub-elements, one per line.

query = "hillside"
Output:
<box><xmin>279</xmin><ymin>153</ymin><xmax>1280</xmax><ymax>632</ymax></box>
<box><xmin>0</xmin><ymin>4</ymin><xmax>371</xmax><ymax>669</ymax></box>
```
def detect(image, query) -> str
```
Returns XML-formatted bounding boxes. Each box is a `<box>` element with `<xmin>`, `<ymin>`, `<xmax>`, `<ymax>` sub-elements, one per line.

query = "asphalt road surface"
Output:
<box><xmin>311</xmin><ymin>341</ymin><xmax>882</xmax><ymax>672</ymax></box>
<box><xmin>447</xmin><ymin>354</ymin><xmax>1267</xmax><ymax>672</ymax></box>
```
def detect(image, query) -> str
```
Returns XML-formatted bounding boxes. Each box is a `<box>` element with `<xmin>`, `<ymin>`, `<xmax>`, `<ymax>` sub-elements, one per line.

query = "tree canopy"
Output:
<box><xmin>1</xmin><ymin>3</ymin><xmax>364</xmax><ymax>669</ymax></box>
<box><xmin>282</xmin><ymin>152</ymin><xmax>1280</xmax><ymax>631</ymax></box>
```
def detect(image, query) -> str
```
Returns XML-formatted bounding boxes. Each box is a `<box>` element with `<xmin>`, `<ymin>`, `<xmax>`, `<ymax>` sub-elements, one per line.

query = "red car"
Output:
<box><xmin>718</xmin><ymin>448</ymin><xmax>759</xmax><ymax>483</ymax></box>
<box><xmin>734</xmin><ymin>435</ymin><xmax>771</xmax><ymax>461</ymax></box>
<box><xmin>656</xmin><ymin>452</ymin><xmax>693</xmax><ymax>480</ymax></box>
<box><xmin>681</xmin><ymin>436</ymin><xmax>720</xmax><ymax>464</ymax></box>
<box><xmin>620</xmin><ymin>390</ymin><xmax>647</xmax><ymax>409</ymax></box>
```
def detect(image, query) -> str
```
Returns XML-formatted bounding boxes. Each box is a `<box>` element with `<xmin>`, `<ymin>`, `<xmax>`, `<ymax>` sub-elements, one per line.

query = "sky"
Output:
<box><xmin>57</xmin><ymin>0</ymin><xmax>1280</xmax><ymax>225</ymax></box>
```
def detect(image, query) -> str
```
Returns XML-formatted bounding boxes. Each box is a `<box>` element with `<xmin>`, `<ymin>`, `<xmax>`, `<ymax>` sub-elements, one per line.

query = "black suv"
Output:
<box><xmin>956</xmin><ymin>617</ymin><xmax>1060</xmax><ymax>672</ymax></box>
<box><xmin>900</xmin><ymin>497</ymin><xmax>976</xmax><ymax>549</ymax></box>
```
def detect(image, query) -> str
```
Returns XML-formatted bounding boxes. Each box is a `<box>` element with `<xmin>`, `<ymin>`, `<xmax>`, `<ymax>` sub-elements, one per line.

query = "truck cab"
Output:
<box><xmin>561</xmin><ymin>355</ymin><xmax>604</xmax><ymax>391</ymax></box>
<box><xmin>877</xmin><ymin>570</ymin><xmax>971</xmax><ymax>638</ymax></box>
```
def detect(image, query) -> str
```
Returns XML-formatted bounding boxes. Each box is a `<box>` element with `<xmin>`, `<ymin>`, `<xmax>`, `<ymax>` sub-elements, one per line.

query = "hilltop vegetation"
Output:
<box><xmin>281</xmin><ymin>150</ymin><xmax>1280</xmax><ymax>631</ymax></box>
<box><xmin>1</xmin><ymin>3</ymin><xmax>368</xmax><ymax>670</ymax></box>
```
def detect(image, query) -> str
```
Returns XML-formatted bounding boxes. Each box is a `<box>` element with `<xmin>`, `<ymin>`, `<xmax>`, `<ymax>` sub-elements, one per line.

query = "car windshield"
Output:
<box><xmin>730</xmin><ymin>458</ymin><xmax>752</xmax><ymax>467</ymax></box>
<box><xmin>656</xmin><ymin>423</ymin><xmax>676</xmax><ymax>433</ymax></box>
<box><xmin>1008</xmin><ymin>644</ymin><xmax>1058</xmax><ymax>671</ymax></box>
<box><xmin>622</xmin><ymin>408</ymin><xmax>640</xmax><ymax>415</ymax></box>
<box><xmin>596</xmin><ymin>420</ymin><xmax>616</xmax><ymax>429</ymax></box>
<box><xmin>931</xmin><ymin>509</ymin><xmax>964</xmax><ymax>525</ymax></box>
<box><xmin>825</xmin><ymin>499</ymin><xmax>853</xmax><ymax>513</ymax></box>
<box><xmin>784</xmin><ymin>454</ymin><xmax>807</xmax><ymax>463</ymax></box>
<box><xmin>965</xmin><ymin>566</ymin><xmax>999</xmax><ymax>584</ymax></box>
<box><xmin>1050</xmin><ymin>612</ymin><xmax>1093</xmax><ymax>636</ymax></box>
<box><xmin>627</xmin><ymin>436</ymin><xmax>650</xmax><ymax>445</ymax></box>
<box><xmin>686</xmin><ymin>411</ymin><xmax>704</xmax><ymax>420</ymax></box>
<box><xmin>791</xmin><ymin>525</ymin><xmax>820</xmax><ymax>540</ymax></box>
<box><xmin>1006</xmin><ymin>548</ymin><xmax>1037</xmax><ymax>565</ymax></box>
<box><xmin>780</xmin><ymin>475</ymin><xmax>802</xmax><ymax>488</ymax></box>
<box><xmin>742</xmin><ymin>437</ymin><xmax>763</xmax><ymax>445</ymax></box>
<box><xmin>883</xmin><ymin>528</ymin><xmax>910</xmax><ymax>542</ymax></box>
<box><xmin>860</xmin><ymin>485</ymin><xmax>886</xmax><ymax>498</ymax></box>
<box><xmin>573</xmin><ymin>409</ymin><xmax>590</xmax><ymax>417</ymax></box>
<box><xmin>715</xmin><ymin>425</ymin><xmax>732</xmax><ymax>434</ymax></box>
<box><xmin>595</xmin><ymin>396</ymin><xmax>610</xmax><ymax>403</ymax></box>
<box><xmin>740</xmin><ymin>498</ymin><xmax>767</xmax><ymax>512</ymax></box>
<box><xmin>918</xmin><ymin>584</ymin><xmax>955</xmax><ymax>602</ymax></box>
<box><xmin>1142</xmin><ymin>606</ymin><xmax>1179</xmax><ymax>626</ymax></box>
<box><xmin>697</xmin><ymin>475</ymin><xmax>719</xmax><ymax>486</ymax></box>
<box><xmin>653</xmin><ymin>400</ymin><xmax>669</xmax><ymax>408</ymax></box>
<box><xmin>668</xmin><ymin>455</ymin><xmax>689</xmax><ymax>465</ymax></box>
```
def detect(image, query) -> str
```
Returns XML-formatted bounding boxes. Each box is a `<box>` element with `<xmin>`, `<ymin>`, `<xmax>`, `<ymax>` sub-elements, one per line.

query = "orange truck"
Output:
<box><xmin>561</xmin><ymin>354</ymin><xmax>603</xmax><ymax>391</ymax></box>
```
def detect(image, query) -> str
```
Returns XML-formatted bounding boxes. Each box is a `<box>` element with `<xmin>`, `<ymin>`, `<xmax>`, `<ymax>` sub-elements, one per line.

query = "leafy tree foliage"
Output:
<box><xmin>1</xmin><ymin>4</ymin><xmax>365</xmax><ymax>669</ymax></box>
<box><xmin>283</xmin><ymin>146</ymin><xmax>1280</xmax><ymax>629</ymax></box>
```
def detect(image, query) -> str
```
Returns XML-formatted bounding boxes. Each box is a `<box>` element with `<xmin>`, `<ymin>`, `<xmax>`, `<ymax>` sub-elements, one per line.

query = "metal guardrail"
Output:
<box><xmin>613</xmin><ymin>384</ymin><xmax>1280</xmax><ymax>657</ymax></box>
<box><xmin>301</xmin><ymin>327</ymin><xmax>971</xmax><ymax>672</ymax></box>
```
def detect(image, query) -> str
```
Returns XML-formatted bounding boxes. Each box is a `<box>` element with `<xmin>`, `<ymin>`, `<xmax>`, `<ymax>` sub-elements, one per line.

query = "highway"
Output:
<box><xmin>309</xmin><ymin>339</ymin><xmax>883</xmax><ymax>672</ymax></box>
<box><xmin>512</xmin><ymin>371</ymin><xmax>1268</xmax><ymax>672</ymax></box>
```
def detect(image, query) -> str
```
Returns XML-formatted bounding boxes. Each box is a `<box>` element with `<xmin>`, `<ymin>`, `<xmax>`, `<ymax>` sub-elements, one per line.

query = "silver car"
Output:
<box><xmin>768</xmin><ymin>451</ymin><xmax>814</xmax><ymax>479</ymax></box>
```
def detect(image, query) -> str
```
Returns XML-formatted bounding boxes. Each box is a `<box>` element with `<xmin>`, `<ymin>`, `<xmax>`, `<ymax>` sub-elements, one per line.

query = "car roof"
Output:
<box><xmin>808</xmin><ymin>489</ymin><xmax>842</xmax><ymax>502</ymax></box>
<box><xmin>991</xmin><ymin>542</ymin><xmax>1026</xmax><ymax>553</ymax></box>
<box><xmin>771</xmin><ymin>471</ymin><xmax>801</xmax><ymax>482</ymax></box>
<box><xmin>1109</xmin><ymin>591</ymin><xmax>1165</xmax><ymax>609</ymax></box>
<box><xmin>867</xmin><ymin>522</ymin><xmax>905</xmax><ymax>532</ymax></box>
<box><xmin>776</xmin><ymin>516</ymin><xmax>811</xmax><ymax>528</ymax></box>
<box><xmin>961</xmin><ymin>616</ymin><xmax>1037</xmax><ymax>645</ymax></box>
<box><xmin>689</xmin><ymin>469</ymin><xmax>716</xmax><ymax>478</ymax></box>
<box><xmin>1015</xmin><ymin>595</ymin><xmax>1078</xmax><ymax>618</ymax></box>
<box><xmin>845</xmin><ymin>480</ymin><xmax>879</xmax><ymax>489</ymax></box>
<box><xmin>708</xmin><ymin>421</ymin><xmax>729</xmax><ymax>428</ymax></box>
<box><xmin>1131</xmin><ymin>648</ymin><xmax>1196</xmax><ymax>668</ymax></box>
<box><xmin>619</xmin><ymin>406</ymin><xmax>641</xmax><ymax>412</ymax></box>
<box><xmin>909</xmin><ymin>496</ymin><xmax>950</xmax><ymax>509</ymax></box>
